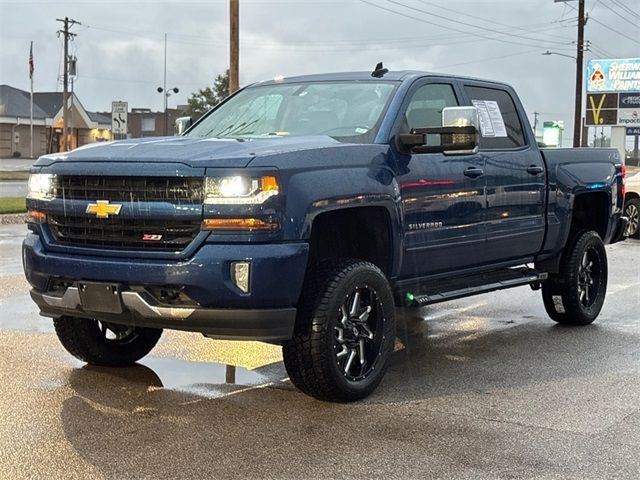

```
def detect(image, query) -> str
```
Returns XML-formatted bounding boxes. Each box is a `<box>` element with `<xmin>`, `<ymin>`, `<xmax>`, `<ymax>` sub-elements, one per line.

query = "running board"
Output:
<box><xmin>399</xmin><ymin>267</ymin><xmax>548</xmax><ymax>307</ymax></box>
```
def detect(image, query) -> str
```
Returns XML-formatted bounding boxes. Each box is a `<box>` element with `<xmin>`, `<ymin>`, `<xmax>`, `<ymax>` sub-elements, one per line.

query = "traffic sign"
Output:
<box><xmin>111</xmin><ymin>101</ymin><xmax>128</xmax><ymax>135</ymax></box>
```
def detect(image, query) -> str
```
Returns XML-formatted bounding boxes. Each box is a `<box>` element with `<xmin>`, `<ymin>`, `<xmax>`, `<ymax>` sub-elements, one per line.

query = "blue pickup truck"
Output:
<box><xmin>24</xmin><ymin>67</ymin><xmax>628</xmax><ymax>402</ymax></box>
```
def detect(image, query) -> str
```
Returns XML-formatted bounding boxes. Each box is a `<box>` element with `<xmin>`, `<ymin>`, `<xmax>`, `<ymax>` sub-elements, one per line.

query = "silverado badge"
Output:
<box><xmin>86</xmin><ymin>200</ymin><xmax>122</xmax><ymax>219</ymax></box>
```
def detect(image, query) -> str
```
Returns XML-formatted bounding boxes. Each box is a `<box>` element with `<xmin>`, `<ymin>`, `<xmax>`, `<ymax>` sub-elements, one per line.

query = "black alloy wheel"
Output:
<box><xmin>576</xmin><ymin>247</ymin><xmax>603</xmax><ymax>309</ymax></box>
<box><xmin>541</xmin><ymin>230</ymin><xmax>608</xmax><ymax>326</ymax></box>
<box><xmin>283</xmin><ymin>259</ymin><xmax>396</xmax><ymax>402</ymax></box>
<box><xmin>334</xmin><ymin>286</ymin><xmax>385</xmax><ymax>382</ymax></box>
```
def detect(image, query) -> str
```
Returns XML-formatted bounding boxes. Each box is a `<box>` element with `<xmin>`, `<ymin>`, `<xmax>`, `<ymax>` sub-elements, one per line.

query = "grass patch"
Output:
<box><xmin>0</xmin><ymin>197</ymin><xmax>26</xmax><ymax>214</ymax></box>
<box><xmin>0</xmin><ymin>171</ymin><xmax>30</xmax><ymax>181</ymax></box>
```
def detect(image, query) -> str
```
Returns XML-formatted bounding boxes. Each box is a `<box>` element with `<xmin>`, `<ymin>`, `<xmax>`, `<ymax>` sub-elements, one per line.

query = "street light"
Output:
<box><xmin>542</xmin><ymin>50</ymin><xmax>577</xmax><ymax>60</ymax></box>
<box><xmin>157</xmin><ymin>33</ymin><xmax>179</xmax><ymax>136</ymax></box>
<box><xmin>157</xmin><ymin>86</ymin><xmax>179</xmax><ymax>136</ymax></box>
<box><xmin>542</xmin><ymin>49</ymin><xmax>583</xmax><ymax>147</ymax></box>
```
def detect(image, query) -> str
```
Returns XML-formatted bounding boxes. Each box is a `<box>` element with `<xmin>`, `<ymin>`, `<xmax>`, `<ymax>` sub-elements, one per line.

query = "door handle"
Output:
<box><xmin>463</xmin><ymin>167</ymin><xmax>484</xmax><ymax>179</ymax></box>
<box><xmin>527</xmin><ymin>165</ymin><xmax>544</xmax><ymax>175</ymax></box>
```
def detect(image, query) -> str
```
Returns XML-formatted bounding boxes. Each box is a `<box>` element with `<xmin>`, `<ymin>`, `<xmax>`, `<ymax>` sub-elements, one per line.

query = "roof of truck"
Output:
<box><xmin>252</xmin><ymin>70</ymin><xmax>512</xmax><ymax>89</ymax></box>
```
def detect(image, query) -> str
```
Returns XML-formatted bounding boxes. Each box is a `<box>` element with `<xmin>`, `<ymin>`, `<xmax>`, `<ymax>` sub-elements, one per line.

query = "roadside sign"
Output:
<box><xmin>111</xmin><ymin>101</ymin><xmax>128</xmax><ymax>135</ymax></box>
<box><xmin>586</xmin><ymin>93</ymin><xmax>618</xmax><ymax>126</ymax></box>
<box><xmin>619</xmin><ymin>93</ymin><xmax>640</xmax><ymax>109</ymax></box>
<box><xmin>587</xmin><ymin>59</ymin><xmax>640</xmax><ymax>93</ymax></box>
<box><xmin>627</xmin><ymin>127</ymin><xmax>640</xmax><ymax>136</ymax></box>
<box><xmin>585</xmin><ymin>92</ymin><xmax>640</xmax><ymax>127</ymax></box>
<box><xmin>619</xmin><ymin>109</ymin><xmax>640</xmax><ymax>127</ymax></box>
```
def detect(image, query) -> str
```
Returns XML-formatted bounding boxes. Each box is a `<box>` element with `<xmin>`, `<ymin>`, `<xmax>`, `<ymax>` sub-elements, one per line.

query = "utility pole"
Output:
<box><xmin>573</xmin><ymin>0</ymin><xmax>585</xmax><ymax>148</ymax></box>
<box><xmin>229</xmin><ymin>0</ymin><xmax>239</xmax><ymax>94</ymax></box>
<box><xmin>56</xmin><ymin>17</ymin><xmax>78</xmax><ymax>152</ymax></box>
<box><xmin>533</xmin><ymin>112</ymin><xmax>540</xmax><ymax>139</ymax></box>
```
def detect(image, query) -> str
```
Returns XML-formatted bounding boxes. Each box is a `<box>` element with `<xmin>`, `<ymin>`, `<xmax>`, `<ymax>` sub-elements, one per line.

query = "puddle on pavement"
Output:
<box><xmin>60</xmin><ymin>357</ymin><xmax>283</xmax><ymax>400</ymax></box>
<box><xmin>0</xmin><ymin>224</ymin><xmax>28</xmax><ymax>276</ymax></box>
<box><xmin>0</xmin><ymin>293</ymin><xmax>53</xmax><ymax>333</ymax></box>
<box><xmin>140</xmin><ymin>356</ymin><xmax>272</xmax><ymax>391</ymax></box>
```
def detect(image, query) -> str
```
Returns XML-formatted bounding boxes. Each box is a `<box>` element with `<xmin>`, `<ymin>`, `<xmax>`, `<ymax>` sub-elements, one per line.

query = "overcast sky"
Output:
<box><xmin>1</xmin><ymin>0</ymin><xmax>638</xmax><ymax>146</ymax></box>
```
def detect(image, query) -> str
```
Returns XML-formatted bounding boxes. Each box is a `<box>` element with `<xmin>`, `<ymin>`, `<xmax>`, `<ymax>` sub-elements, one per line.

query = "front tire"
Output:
<box><xmin>624</xmin><ymin>198</ymin><xmax>640</xmax><ymax>239</ymax></box>
<box><xmin>53</xmin><ymin>316</ymin><xmax>162</xmax><ymax>366</ymax></box>
<box><xmin>541</xmin><ymin>230</ymin><xmax>607</xmax><ymax>325</ymax></box>
<box><xmin>283</xmin><ymin>259</ymin><xmax>396</xmax><ymax>402</ymax></box>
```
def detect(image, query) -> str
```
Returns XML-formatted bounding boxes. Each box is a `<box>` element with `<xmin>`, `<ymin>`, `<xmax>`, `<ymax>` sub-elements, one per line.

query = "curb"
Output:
<box><xmin>0</xmin><ymin>213</ymin><xmax>28</xmax><ymax>225</ymax></box>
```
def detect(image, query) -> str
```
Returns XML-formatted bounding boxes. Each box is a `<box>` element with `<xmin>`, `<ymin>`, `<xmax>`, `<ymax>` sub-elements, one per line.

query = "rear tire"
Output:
<box><xmin>624</xmin><ymin>198</ymin><xmax>640</xmax><ymax>239</ymax></box>
<box><xmin>53</xmin><ymin>316</ymin><xmax>162</xmax><ymax>366</ymax></box>
<box><xmin>541</xmin><ymin>230</ymin><xmax>607</xmax><ymax>326</ymax></box>
<box><xmin>283</xmin><ymin>259</ymin><xmax>396</xmax><ymax>402</ymax></box>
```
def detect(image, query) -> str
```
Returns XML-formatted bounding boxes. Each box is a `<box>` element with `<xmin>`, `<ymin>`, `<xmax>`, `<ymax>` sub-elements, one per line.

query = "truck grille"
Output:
<box><xmin>48</xmin><ymin>215</ymin><xmax>201</xmax><ymax>251</ymax></box>
<box><xmin>53</xmin><ymin>176</ymin><xmax>204</xmax><ymax>203</ymax></box>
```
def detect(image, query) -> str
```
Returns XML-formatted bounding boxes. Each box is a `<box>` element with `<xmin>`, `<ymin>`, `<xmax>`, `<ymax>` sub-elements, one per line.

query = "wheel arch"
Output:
<box><xmin>306</xmin><ymin>205</ymin><xmax>399</xmax><ymax>278</ymax></box>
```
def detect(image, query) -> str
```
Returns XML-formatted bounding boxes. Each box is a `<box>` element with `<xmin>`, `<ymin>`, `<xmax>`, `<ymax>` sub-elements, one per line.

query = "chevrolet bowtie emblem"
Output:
<box><xmin>86</xmin><ymin>200</ymin><xmax>122</xmax><ymax>218</ymax></box>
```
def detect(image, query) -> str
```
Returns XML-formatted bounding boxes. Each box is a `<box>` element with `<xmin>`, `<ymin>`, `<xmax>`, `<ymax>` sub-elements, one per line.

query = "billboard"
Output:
<box><xmin>585</xmin><ymin>92</ymin><xmax>640</xmax><ymax>127</ymax></box>
<box><xmin>587</xmin><ymin>58</ymin><xmax>640</xmax><ymax>93</ymax></box>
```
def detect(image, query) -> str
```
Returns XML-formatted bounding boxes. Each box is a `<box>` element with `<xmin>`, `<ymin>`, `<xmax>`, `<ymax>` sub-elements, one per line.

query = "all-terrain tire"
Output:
<box><xmin>541</xmin><ymin>230</ymin><xmax>607</xmax><ymax>326</ymax></box>
<box><xmin>624</xmin><ymin>198</ymin><xmax>640</xmax><ymax>239</ymax></box>
<box><xmin>282</xmin><ymin>259</ymin><xmax>396</xmax><ymax>402</ymax></box>
<box><xmin>53</xmin><ymin>316</ymin><xmax>162</xmax><ymax>366</ymax></box>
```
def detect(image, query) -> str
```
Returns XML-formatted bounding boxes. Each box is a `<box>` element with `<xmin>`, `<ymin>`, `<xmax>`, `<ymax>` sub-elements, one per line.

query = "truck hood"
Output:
<box><xmin>34</xmin><ymin>135</ymin><xmax>345</xmax><ymax>168</ymax></box>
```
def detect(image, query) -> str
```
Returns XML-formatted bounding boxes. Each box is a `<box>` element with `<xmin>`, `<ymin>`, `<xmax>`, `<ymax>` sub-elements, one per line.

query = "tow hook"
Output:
<box><xmin>530</xmin><ymin>282</ymin><xmax>542</xmax><ymax>291</ymax></box>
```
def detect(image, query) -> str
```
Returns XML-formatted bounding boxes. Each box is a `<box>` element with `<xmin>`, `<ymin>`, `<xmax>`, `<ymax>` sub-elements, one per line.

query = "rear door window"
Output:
<box><xmin>464</xmin><ymin>85</ymin><xmax>526</xmax><ymax>149</ymax></box>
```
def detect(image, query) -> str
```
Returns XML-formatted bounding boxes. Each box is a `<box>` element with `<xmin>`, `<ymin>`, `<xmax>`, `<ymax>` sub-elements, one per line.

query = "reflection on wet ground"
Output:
<box><xmin>0</xmin><ymin>224</ymin><xmax>27</xmax><ymax>277</ymax></box>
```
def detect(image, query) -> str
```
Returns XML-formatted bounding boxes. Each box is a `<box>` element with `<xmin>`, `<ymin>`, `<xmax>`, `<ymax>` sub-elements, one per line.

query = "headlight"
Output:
<box><xmin>204</xmin><ymin>175</ymin><xmax>279</xmax><ymax>204</ymax></box>
<box><xmin>27</xmin><ymin>173</ymin><xmax>55</xmax><ymax>201</ymax></box>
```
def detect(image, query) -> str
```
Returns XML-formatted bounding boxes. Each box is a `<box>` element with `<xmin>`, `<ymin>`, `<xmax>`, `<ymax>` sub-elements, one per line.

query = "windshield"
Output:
<box><xmin>186</xmin><ymin>81</ymin><xmax>397</xmax><ymax>142</ymax></box>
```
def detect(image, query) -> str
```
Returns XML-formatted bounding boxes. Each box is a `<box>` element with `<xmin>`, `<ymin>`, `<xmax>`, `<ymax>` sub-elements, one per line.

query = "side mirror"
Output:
<box><xmin>175</xmin><ymin>116</ymin><xmax>193</xmax><ymax>135</ymax></box>
<box><xmin>398</xmin><ymin>106</ymin><xmax>479</xmax><ymax>155</ymax></box>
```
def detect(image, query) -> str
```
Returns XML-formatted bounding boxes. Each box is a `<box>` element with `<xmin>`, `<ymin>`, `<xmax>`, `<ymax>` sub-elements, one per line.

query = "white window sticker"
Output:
<box><xmin>471</xmin><ymin>100</ymin><xmax>508</xmax><ymax>138</ymax></box>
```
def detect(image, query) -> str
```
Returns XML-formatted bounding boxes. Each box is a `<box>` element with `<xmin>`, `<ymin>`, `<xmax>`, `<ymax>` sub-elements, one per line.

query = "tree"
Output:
<box><xmin>184</xmin><ymin>70</ymin><xmax>229</xmax><ymax>119</ymax></box>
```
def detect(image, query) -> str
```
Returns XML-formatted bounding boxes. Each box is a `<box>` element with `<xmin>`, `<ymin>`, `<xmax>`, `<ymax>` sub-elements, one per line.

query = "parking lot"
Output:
<box><xmin>0</xmin><ymin>223</ymin><xmax>638</xmax><ymax>479</ymax></box>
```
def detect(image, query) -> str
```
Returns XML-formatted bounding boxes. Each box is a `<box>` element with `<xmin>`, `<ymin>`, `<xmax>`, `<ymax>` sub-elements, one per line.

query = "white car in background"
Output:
<box><xmin>624</xmin><ymin>171</ymin><xmax>640</xmax><ymax>238</ymax></box>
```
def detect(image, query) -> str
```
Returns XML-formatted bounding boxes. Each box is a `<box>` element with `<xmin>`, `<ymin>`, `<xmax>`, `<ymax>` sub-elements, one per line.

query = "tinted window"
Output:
<box><xmin>405</xmin><ymin>83</ymin><xmax>458</xmax><ymax>130</ymax></box>
<box><xmin>464</xmin><ymin>85</ymin><xmax>526</xmax><ymax>149</ymax></box>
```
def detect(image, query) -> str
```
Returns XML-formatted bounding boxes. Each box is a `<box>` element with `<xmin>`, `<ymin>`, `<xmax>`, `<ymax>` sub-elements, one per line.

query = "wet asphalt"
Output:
<box><xmin>0</xmin><ymin>223</ymin><xmax>638</xmax><ymax>479</ymax></box>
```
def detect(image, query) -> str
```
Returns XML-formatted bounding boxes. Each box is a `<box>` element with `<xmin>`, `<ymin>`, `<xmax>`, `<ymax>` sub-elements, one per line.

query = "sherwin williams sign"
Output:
<box><xmin>587</xmin><ymin>58</ymin><xmax>640</xmax><ymax>93</ymax></box>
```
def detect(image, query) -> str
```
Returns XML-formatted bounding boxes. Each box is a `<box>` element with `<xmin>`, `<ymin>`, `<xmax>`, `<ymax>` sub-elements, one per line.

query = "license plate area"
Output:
<box><xmin>78</xmin><ymin>282</ymin><xmax>123</xmax><ymax>314</ymax></box>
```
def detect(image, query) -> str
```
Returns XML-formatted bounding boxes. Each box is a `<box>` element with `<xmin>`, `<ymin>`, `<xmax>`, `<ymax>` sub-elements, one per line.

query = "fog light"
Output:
<box><xmin>231</xmin><ymin>261</ymin><xmax>250</xmax><ymax>293</ymax></box>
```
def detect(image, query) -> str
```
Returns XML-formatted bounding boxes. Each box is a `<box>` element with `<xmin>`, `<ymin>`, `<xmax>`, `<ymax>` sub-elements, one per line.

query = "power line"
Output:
<box><xmin>565</xmin><ymin>1</ymin><xmax>640</xmax><ymax>44</ymax></box>
<box><xmin>598</xmin><ymin>0</ymin><xmax>640</xmax><ymax>30</ymax></box>
<box><xmin>357</xmin><ymin>0</ymin><xmax>573</xmax><ymax>50</ymax></box>
<box><xmin>410</xmin><ymin>0</ymin><xmax>573</xmax><ymax>43</ymax></box>
<box><xmin>385</xmin><ymin>0</ymin><xmax>572</xmax><ymax>46</ymax></box>
<box><xmin>414</xmin><ymin>0</ymin><xmax>573</xmax><ymax>42</ymax></box>
<box><xmin>610</xmin><ymin>0</ymin><xmax>640</xmax><ymax>21</ymax></box>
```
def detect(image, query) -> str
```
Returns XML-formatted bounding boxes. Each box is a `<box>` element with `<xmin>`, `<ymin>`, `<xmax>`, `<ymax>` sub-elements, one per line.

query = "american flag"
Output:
<box><xmin>29</xmin><ymin>41</ymin><xmax>34</xmax><ymax>79</ymax></box>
